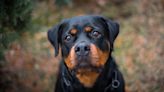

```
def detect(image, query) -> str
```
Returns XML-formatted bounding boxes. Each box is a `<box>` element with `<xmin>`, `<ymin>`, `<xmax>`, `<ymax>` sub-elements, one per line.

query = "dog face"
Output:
<box><xmin>48</xmin><ymin>15</ymin><xmax>119</xmax><ymax>87</ymax></box>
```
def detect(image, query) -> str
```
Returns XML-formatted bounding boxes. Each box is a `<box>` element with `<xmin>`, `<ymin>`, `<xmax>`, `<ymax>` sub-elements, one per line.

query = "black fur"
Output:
<box><xmin>48</xmin><ymin>15</ymin><xmax>125</xmax><ymax>92</ymax></box>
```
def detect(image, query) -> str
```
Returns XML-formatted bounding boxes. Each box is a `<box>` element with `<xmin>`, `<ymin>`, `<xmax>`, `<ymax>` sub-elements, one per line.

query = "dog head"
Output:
<box><xmin>48</xmin><ymin>15</ymin><xmax>119</xmax><ymax>87</ymax></box>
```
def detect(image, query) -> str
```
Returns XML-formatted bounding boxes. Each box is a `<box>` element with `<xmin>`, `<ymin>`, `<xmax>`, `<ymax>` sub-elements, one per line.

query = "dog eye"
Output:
<box><xmin>65</xmin><ymin>35</ymin><xmax>72</xmax><ymax>42</ymax></box>
<box><xmin>91</xmin><ymin>31</ymin><xmax>101</xmax><ymax>38</ymax></box>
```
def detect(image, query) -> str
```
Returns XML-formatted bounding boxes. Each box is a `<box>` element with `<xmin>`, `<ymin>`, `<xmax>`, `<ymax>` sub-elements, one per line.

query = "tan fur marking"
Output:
<box><xmin>76</xmin><ymin>69</ymin><xmax>100</xmax><ymax>87</ymax></box>
<box><xmin>85</xmin><ymin>26</ymin><xmax>92</xmax><ymax>32</ymax></box>
<box><xmin>90</xmin><ymin>44</ymin><xmax>109</xmax><ymax>67</ymax></box>
<box><xmin>64</xmin><ymin>46</ymin><xmax>76</xmax><ymax>69</ymax></box>
<box><xmin>70</xmin><ymin>29</ymin><xmax>77</xmax><ymax>35</ymax></box>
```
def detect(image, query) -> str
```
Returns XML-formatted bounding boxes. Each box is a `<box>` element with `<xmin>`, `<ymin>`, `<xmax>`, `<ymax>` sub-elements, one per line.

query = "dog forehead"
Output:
<box><xmin>69</xmin><ymin>15</ymin><xmax>105</xmax><ymax>26</ymax></box>
<box><xmin>64</xmin><ymin>16</ymin><xmax>105</xmax><ymax>31</ymax></box>
<box><xmin>68</xmin><ymin>16</ymin><xmax>95</xmax><ymax>26</ymax></box>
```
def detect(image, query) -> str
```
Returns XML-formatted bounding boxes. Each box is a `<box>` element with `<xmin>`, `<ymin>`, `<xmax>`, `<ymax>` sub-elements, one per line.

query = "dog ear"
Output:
<box><xmin>98</xmin><ymin>16</ymin><xmax>119</xmax><ymax>51</ymax></box>
<box><xmin>107</xmin><ymin>20</ymin><xmax>119</xmax><ymax>44</ymax></box>
<box><xmin>106</xmin><ymin>20</ymin><xmax>119</xmax><ymax>51</ymax></box>
<box><xmin>47</xmin><ymin>23</ymin><xmax>62</xmax><ymax>56</ymax></box>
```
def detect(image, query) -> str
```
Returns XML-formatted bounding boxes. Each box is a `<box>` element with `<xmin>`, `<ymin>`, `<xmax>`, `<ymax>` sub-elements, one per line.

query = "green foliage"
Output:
<box><xmin>55</xmin><ymin>0</ymin><xmax>72</xmax><ymax>7</ymax></box>
<box><xmin>0</xmin><ymin>0</ymin><xmax>33</xmax><ymax>31</ymax></box>
<box><xmin>0</xmin><ymin>0</ymin><xmax>33</xmax><ymax>60</ymax></box>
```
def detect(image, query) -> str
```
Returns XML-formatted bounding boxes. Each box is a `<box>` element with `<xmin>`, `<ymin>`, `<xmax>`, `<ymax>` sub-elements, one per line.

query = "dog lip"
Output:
<box><xmin>78</xmin><ymin>62</ymin><xmax>88</xmax><ymax>67</ymax></box>
<box><xmin>76</xmin><ymin>55</ymin><xmax>89</xmax><ymax>61</ymax></box>
<box><xmin>73</xmin><ymin>64</ymin><xmax>103</xmax><ymax>73</ymax></box>
<box><xmin>78</xmin><ymin>63</ymin><xmax>91</xmax><ymax>69</ymax></box>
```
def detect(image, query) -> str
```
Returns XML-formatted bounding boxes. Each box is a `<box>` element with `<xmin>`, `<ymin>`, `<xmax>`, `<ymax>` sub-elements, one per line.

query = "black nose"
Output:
<box><xmin>75</xmin><ymin>42</ymin><xmax>90</xmax><ymax>56</ymax></box>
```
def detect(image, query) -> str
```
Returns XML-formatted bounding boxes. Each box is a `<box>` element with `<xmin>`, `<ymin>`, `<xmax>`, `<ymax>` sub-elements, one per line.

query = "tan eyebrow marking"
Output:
<box><xmin>85</xmin><ymin>26</ymin><xmax>92</xmax><ymax>32</ymax></box>
<box><xmin>70</xmin><ymin>29</ymin><xmax>77</xmax><ymax>35</ymax></box>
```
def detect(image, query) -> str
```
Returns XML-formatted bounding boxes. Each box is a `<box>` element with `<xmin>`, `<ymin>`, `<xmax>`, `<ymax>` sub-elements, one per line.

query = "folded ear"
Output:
<box><xmin>98</xmin><ymin>16</ymin><xmax>119</xmax><ymax>51</ymax></box>
<box><xmin>107</xmin><ymin>20</ymin><xmax>119</xmax><ymax>51</ymax></box>
<box><xmin>47</xmin><ymin>23</ymin><xmax>62</xmax><ymax>56</ymax></box>
<box><xmin>107</xmin><ymin>20</ymin><xmax>119</xmax><ymax>48</ymax></box>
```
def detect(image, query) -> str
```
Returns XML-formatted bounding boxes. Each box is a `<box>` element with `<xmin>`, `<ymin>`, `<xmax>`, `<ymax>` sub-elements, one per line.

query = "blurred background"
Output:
<box><xmin>0</xmin><ymin>0</ymin><xmax>163</xmax><ymax>92</ymax></box>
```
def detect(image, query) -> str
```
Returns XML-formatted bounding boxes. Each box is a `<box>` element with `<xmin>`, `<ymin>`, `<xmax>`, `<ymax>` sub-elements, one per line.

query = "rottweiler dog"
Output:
<box><xmin>48</xmin><ymin>15</ymin><xmax>125</xmax><ymax>92</ymax></box>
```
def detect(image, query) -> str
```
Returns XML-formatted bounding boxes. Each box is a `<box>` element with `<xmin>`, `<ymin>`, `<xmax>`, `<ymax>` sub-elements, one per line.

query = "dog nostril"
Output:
<box><xmin>84</xmin><ymin>46</ymin><xmax>90</xmax><ymax>51</ymax></box>
<box><xmin>75</xmin><ymin>42</ymin><xmax>90</xmax><ymax>56</ymax></box>
<box><xmin>75</xmin><ymin>46</ymin><xmax>80</xmax><ymax>52</ymax></box>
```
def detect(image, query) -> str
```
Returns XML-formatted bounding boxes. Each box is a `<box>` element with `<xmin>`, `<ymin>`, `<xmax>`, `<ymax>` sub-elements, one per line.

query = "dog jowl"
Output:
<box><xmin>48</xmin><ymin>15</ymin><xmax>125</xmax><ymax>92</ymax></box>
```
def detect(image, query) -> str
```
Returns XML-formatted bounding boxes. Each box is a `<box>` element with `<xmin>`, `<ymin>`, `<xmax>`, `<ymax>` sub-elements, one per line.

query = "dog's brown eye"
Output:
<box><xmin>65</xmin><ymin>35</ymin><xmax>72</xmax><ymax>42</ymax></box>
<box><xmin>91</xmin><ymin>31</ymin><xmax>101</xmax><ymax>38</ymax></box>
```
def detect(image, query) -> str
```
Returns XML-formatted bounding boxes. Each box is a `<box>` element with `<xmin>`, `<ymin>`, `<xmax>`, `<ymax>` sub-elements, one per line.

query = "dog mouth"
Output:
<box><xmin>71</xmin><ymin>55</ymin><xmax>103</xmax><ymax>73</ymax></box>
<box><xmin>72</xmin><ymin>62</ymin><xmax>103</xmax><ymax>74</ymax></box>
<box><xmin>75</xmin><ymin>66</ymin><xmax>103</xmax><ymax>74</ymax></box>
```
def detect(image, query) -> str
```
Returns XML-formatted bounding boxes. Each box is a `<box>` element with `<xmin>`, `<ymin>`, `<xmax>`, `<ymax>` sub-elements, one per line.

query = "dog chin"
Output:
<box><xmin>75</xmin><ymin>68</ymin><xmax>101</xmax><ymax>87</ymax></box>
